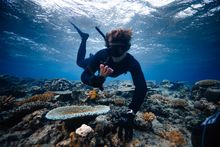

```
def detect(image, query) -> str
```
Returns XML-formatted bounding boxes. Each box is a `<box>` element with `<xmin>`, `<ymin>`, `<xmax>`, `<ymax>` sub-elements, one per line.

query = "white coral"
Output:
<box><xmin>75</xmin><ymin>124</ymin><xmax>94</xmax><ymax>137</ymax></box>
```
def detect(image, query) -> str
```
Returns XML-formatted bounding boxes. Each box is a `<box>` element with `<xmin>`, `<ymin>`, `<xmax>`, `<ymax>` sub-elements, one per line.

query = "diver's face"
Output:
<box><xmin>109</xmin><ymin>43</ymin><xmax>126</xmax><ymax>57</ymax></box>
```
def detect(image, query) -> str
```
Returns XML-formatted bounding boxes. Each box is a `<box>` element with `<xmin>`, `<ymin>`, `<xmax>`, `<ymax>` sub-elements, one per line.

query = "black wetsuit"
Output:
<box><xmin>80</xmin><ymin>48</ymin><xmax>147</xmax><ymax>113</ymax></box>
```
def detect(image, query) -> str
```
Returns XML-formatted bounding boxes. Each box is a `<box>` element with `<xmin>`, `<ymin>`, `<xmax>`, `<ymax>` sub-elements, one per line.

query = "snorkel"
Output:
<box><xmin>95</xmin><ymin>26</ymin><xmax>109</xmax><ymax>47</ymax></box>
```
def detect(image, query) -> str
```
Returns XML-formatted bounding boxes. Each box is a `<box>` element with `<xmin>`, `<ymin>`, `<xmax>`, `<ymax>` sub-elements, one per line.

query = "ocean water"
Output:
<box><xmin>0</xmin><ymin>0</ymin><xmax>220</xmax><ymax>83</ymax></box>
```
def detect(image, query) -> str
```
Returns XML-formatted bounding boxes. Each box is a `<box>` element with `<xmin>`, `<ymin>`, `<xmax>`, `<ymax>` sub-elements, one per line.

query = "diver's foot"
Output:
<box><xmin>70</xmin><ymin>21</ymin><xmax>89</xmax><ymax>40</ymax></box>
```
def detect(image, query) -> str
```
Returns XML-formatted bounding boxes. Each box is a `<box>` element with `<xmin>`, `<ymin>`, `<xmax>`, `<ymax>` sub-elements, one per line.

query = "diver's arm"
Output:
<box><xmin>128</xmin><ymin>59</ymin><xmax>147</xmax><ymax>113</ymax></box>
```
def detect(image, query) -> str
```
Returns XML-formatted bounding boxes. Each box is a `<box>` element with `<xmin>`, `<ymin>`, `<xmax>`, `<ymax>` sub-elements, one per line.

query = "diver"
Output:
<box><xmin>71</xmin><ymin>22</ymin><xmax>147</xmax><ymax>141</ymax></box>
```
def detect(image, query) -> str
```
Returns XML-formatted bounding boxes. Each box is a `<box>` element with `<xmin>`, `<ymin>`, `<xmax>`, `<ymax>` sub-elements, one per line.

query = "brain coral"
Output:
<box><xmin>45</xmin><ymin>105</ymin><xmax>110</xmax><ymax>120</ymax></box>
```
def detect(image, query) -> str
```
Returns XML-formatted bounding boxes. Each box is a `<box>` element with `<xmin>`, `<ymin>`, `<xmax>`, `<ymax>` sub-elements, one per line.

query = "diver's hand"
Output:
<box><xmin>99</xmin><ymin>64</ymin><xmax>114</xmax><ymax>78</ymax></box>
<box><xmin>113</xmin><ymin>109</ymin><xmax>135</xmax><ymax>141</ymax></box>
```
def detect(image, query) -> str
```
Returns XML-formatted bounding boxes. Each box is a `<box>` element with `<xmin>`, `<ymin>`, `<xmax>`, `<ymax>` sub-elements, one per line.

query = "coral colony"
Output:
<box><xmin>0</xmin><ymin>75</ymin><xmax>220</xmax><ymax>146</ymax></box>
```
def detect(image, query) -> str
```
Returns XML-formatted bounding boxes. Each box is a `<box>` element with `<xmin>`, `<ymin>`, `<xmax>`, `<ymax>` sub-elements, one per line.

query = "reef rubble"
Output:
<box><xmin>0</xmin><ymin>75</ymin><xmax>220</xmax><ymax>147</ymax></box>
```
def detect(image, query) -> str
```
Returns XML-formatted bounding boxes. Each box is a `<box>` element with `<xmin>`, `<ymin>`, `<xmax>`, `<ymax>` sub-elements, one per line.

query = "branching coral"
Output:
<box><xmin>0</xmin><ymin>95</ymin><xmax>15</xmax><ymax>111</ymax></box>
<box><xmin>86</xmin><ymin>90</ymin><xmax>98</xmax><ymax>100</ymax></box>
<box><xmin>159</xmin><ymin>130</ymin><xmax>186</xmax><ymax>146</ymax></box>
<box><xmin>16</xmin><ymin>91</ymin><xmax>55</xmax><ymax>106</ymax></box>
<box><xmin>142</xmin><ymin>112</ymin><xmax>156</xmax><ymax>122</ymax></box>
<box><xmin>45</xmin><ymin>105</ymin><xmax>110</xmax><ymax>120</ymax></box>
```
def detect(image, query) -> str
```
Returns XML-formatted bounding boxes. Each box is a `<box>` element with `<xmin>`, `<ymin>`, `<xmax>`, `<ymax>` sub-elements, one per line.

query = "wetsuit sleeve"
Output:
<box><xmin>128</xmin><ymin>58</ymin><xmax>147</xmax><ymax>113</ymax></box>
<box><xmin>81</xmin><ymin>51</ymin><xmax>106</xmax><ymax>89</ymax></box>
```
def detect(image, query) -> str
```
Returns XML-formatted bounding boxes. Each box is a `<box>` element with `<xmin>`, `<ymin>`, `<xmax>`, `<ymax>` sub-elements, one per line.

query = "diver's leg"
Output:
<box><xmin>77</xmin><ymin>38</ymin><xmax>88</xmax><ymax>69</ymax></box>
<box><xmin>70</xmin><ymin>22</ymin><xmax>89</xmax><ymax>69</ymax></box>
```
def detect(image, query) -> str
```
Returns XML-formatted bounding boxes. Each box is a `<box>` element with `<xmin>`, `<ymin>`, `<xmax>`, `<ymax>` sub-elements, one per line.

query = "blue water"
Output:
<box><xmin>0</xmin><ymin>0</ymin><xmax>220</xmax><ymax>83</ymax></box>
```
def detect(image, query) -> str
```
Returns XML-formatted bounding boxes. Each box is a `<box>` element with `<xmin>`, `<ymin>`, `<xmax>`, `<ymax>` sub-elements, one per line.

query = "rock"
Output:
<box><xmin>75</xmin><ymin>124</ymin><xmax>94</xmax><ymax>137</ymax></box>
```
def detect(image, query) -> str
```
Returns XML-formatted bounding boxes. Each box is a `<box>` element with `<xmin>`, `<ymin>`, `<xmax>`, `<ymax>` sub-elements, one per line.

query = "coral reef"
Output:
<box><xmin>1</xmin><ymin>75</ymin><xmax>220</xmax><ymax>147</ymax></box>
<box><xmin>45</xmin><ymin>105</ymin><xmax>110</xmax><ymax>120</ymax></box>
